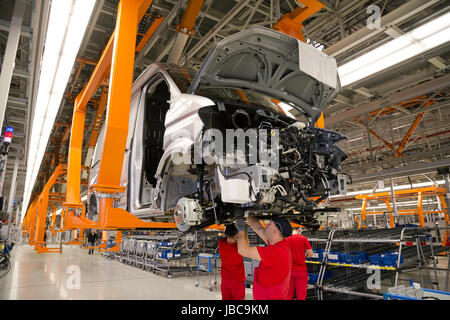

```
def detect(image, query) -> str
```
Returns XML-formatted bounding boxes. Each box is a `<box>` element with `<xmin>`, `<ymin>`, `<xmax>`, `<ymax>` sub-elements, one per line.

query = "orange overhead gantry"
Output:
<box><xmin>64</xmin><ymin>0</ymin><xmax>177</xmax><ymax>232</ymax></box>
<box><xmin>272</xmin><ymin>0</ymin><xmax>324</xmax><ymax>42</ymax></box>
<box><xmin>355</xmin><ymin>186</ymin><xmax>449</xmax><ymax>245</ymax></box>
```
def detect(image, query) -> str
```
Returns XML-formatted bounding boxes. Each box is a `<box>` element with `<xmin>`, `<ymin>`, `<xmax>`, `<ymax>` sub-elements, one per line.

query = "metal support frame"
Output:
<box><xmin>6</xmin><ymin>157</ymin><xmax>19</xmax><ymax>239</ymax></box>
<box><xmin>0</xmin><ymin>0</ymin><xmax>26</xmax><ymax>131</ymax></box>
<box><xmin>355</xmin><ymin>187</ymin><xmax>447</xmax><ymax>230</ymax></box>
<box><xmin>272</xmin><ymin>0</ymin><xmax>324</xmax><ymax>42</ymax></box>
<box><xmin>136</xmin><ymin>16</ymin><xmax>165</xmax><ymax>53</ymax></box>
<box><xmin>180</xmin><ymin>0</ymin><xmax>252</xmax><ymax>65</ymax></box>
<box><xmin>167</xmin><ymin>0</ymin><xmax>204</xmax><ymax>64</ymax></box>
<box><xmin>63</xmin><ymin>0</ymin><xmax>177</xmax><ymax>231</ymax></box>
<box><xmin>326</xmin><ymin>74</ymin><xmax>450</xmax><ymax>126</ymax></box>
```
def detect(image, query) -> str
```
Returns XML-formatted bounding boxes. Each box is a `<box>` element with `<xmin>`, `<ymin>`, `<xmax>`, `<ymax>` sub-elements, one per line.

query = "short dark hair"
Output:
<box><xmin>224</xmin><ymin>224</ymin><xmax>238</xmax><ymax>237</ymax></box>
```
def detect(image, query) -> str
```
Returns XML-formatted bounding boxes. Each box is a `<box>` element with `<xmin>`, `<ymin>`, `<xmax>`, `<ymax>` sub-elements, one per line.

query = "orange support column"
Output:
<box><xmin>96</xmin><ymin>0</ymin><xmax>140</xmax><ymax>189</ymax></box>
<box><xmin>27</xmin><ymin>201</ymin><xmax>38</xmax><ymax>245</ymax></box>
<box><xmin>34</xmin><ymin>165</ymin><xmax>67</xmax><ymax>252</ymax></box>
<box><xmin>93</xmin><ymin>0</ymin><xmax>176</xmax><ymax>230</ymax></box>
<box><xmin>360</xmin><ymin>198</ymin><xmax>368</xmax><ymax>229</ymax></box>
<box><xmin>272</xmin><ymin>0</ymin><xmax>324</xmax><ymax>41</ymax></box>
<box><xmin>439</xmin><ymin>194</ymin><xmax>449</xmax><ymax>246</ymax></box>
<box><xmin>417</xmin><ymin>192</ymin><xmax>425</xmax><ymax>227</ymax></box>
<box><xmin>384</xmin><ymin>200</ymin><xmax>396</xmax><ymax>228</ymax></box>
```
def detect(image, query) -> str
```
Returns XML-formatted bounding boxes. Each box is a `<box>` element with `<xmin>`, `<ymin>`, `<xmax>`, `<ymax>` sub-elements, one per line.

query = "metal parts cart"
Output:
<box><xmin>195</xmin><ymin>253</ymin><xmax>219</xmax><ymax>291</ymax></box>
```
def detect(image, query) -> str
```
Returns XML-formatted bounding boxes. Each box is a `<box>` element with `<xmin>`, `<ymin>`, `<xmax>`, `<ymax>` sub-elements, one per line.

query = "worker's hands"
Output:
<box><xmin>234</xmin><ymin>218</ymin><xmax>246</xmax><ymax>232</ymax></box>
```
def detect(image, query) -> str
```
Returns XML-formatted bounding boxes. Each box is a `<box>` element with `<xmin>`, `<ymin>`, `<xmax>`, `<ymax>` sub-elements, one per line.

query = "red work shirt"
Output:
<box><xmin>285</xmin><ymin>235</ymin><xmax>312</xmax><ymax>272</ymax></box>
<box><xmin>218</xmin><ymin>238</ymin><xmax>245</xmax><ymax>283</ymax></box>
<box><xmin>256</xmin><ymin>240</ymin><xmax>291</xmax><ymax>287</ymax></box>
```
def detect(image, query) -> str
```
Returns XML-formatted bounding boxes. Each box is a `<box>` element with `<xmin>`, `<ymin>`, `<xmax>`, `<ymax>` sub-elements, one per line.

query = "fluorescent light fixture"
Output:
<box><xmin>21</xmin><ymin>1</ymin><xmax>95</xmax><ymax>222</ymax></box>
<box><xmin>330</xmin><ymin>180</ymin><xmax>445</xmax><ymax>199</ymax></box>
<box><xmin>338</xmin><ymin>11</ymin><xmax>450</xmax><ymax>86</ymax></box>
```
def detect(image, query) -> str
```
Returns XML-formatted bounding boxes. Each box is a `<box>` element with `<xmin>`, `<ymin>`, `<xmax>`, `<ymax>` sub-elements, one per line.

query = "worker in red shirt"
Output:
<box><xmin>285</xmin><ymin>229</ymin><xmax>313</xmax><ymax>300</ymax></box>
<box><xmin>235</xmin><ymin>216</ymin><xmax>292</xmax><ymax>300</ymax></box>
<box><xmin>218</xmin><ymin>224</ymin><xmax>245</xmax><ymax>300</ymax></box>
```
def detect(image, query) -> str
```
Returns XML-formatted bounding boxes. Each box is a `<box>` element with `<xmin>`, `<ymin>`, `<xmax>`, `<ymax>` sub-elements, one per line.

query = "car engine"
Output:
<box><xmin>172</xmin><ymin>101</ymin><xmax>348</xmax><ymax>232</ymax></box>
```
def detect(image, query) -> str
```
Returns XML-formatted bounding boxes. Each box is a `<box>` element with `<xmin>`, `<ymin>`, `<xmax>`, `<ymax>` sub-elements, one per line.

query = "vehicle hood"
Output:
<box><xmin>188</xmin><ymin>26</ymin><xmax>341</xmax><ymax>123</ymax></box>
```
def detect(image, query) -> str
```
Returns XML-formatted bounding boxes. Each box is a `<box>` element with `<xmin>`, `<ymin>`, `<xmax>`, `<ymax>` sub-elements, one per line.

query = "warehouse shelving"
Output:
<box><xmin>302</xmin><ymin>227</ymin><xmax>449</xmax><ymax>300</ymax></box>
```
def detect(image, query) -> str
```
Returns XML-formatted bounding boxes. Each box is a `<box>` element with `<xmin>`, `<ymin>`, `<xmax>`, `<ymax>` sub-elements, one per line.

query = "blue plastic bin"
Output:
<box><xmin>308</xmin><ymin>271</ymin><xmax>332</xmax><ymax>284</ymax></box>
<box><xmin>381</xmin><ymin>252</ymin><xmax>403</xmax><ymax>267</ymax></box>
<box><xmin>342</xmin><ymin>252</ymin><xmax>369</xmax><ymax>264</ymax></box>
<box><xmin>326</xmin><ymin>251</ymin><xmax>340</xmax><ymax>263</ymax></box>
<box><xmin>310</xmin><ymin>248</ymin><xmax>325</xmax><ymax>262</ymax></box>
<box><xmin>369</xmin><ymin>253</ymin><xmax>383</xmax><ymax>266</ymax></box>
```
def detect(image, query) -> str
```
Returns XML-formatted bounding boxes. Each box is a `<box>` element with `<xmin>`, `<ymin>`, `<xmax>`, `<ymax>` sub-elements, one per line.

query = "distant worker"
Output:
<box><xmin>235</xmin><ymin>216</ymin><xmax>292</xmax><ymax>300</ymax></box>
<box><xmin>87</xmin><ymin>231</ymin><xmax>98</xmax><ymax>255</ymax></box>
<box><xmin>218</xmin><ymin>224</ymin><xmax>245</xmax><ymax>300</ymax></box>
<box><xmin>285</xmin><ymin>229</ymin><xmax>313</xmax><ymax>300</ymax></box>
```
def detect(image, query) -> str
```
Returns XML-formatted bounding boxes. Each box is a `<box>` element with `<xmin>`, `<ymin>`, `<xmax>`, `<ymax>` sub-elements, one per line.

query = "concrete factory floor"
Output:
<box><xmin>1</xmin><ymin>244</ymin><xmax>449</xmax><ymax>300</ymax></box>
<box><xmin>0</xmin><ymin>244</ymin><xmax>253</xmax><ymax>300</ymax></box>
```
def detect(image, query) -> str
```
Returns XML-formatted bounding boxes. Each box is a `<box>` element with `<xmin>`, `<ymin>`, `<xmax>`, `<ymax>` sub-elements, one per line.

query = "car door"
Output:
<box><xmin>129</xmin><ymin>73</ymin><xmax>172</xmax><ymax>212</ymax></box>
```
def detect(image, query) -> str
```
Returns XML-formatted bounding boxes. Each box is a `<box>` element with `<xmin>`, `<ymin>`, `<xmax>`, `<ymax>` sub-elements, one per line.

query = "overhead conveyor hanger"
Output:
<box><xmin>64</xmin><ymin>0</ymin><xmax>177</xmax><ymax>231</ymax></box>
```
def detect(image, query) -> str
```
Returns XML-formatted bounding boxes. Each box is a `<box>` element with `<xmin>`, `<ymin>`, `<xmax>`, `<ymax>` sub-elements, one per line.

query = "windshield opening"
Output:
<box><xmin>166</xmin><ymin>68</ymin><xmax>302</xmax><ymax>121</ymax></box>
<box><xmin>195</xmin><ymin>87</ymin><xmax>283</xmax><ymax>113</ymax></box>
<box><xmin>166</xmin><ymin>67</ymin><xmax>197</xmax><ymax>93</ymax></box>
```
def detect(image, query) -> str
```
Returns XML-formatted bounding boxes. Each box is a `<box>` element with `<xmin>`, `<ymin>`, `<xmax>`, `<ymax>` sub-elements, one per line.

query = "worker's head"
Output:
<box><xmin>264</xmin><ymin>217</ymin><xmax>292</xmax><ymax>244</ymax></box>
<box><xmin>224</xmin><ymin>224</ymin><xmax>239</xmax><ymax>244</ymax></box>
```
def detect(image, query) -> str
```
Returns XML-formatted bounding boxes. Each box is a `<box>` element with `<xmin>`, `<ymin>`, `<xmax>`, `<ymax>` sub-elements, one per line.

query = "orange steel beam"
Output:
<box><xmin>360</xmin><ymin>198</ymin><xmax>368</xmax><ymax>229</ymax></box>
<box><xmin>76</xmin><ymin>57</ymin><xmax>98</xmax><ymax>66</ymax></box>
<box><xmin>68</xmin><ymin>61</ymin><xmax>85</xmax><ymax>97</ymax></box>
<box><xmin>63</xmin><ymin>0</ymin><xmax>177</xmax><ymax>230</ymax></box>
<box><xmin>361</xmin><ymin>210</ymin><xmax>444</xmax><ymax>215</ymax></box>
<box><xmin>176</xmin><ymin>0</ymin><xmax>205</xmax><ymax>36</ymax></box>
<box><xmin>95</xmin><ymin>0</ymin><xmax>141</xmax><ymax>197</ymax></box>
<box><xmin>135</xmin><ymin>16</ymin><xmax>164</xmax><ymax>53</ymax></box>
<box><xmin>204</xmin><ymin>224</ymin><xmax>225</xmax><ymax>231</ymax></box>
<box><xmin>357</xmin><ymin>120</ymin><xmax>396</xmax><ymax>152</ymax></box>
<box><xmin>417</xmin><ymin>192</ymin><xmax>424</xmax><ymax>227</ymax></box>
<box><xmin>362</xmin><ymin>94</ymin><xmax>439</xmax><ymax>122</ymax></box>
<box><xmin>88</xmin><ymin>85</ymin><xmax>109</xmax><ymax>147</ymax></box>
<box><xmin>396</xmin><ymin>112</ymin><xmax>425</xmax><ymax>156</ymax></box>
<box><xmin>355</xmin><ymin>187</ymin><xmax>446</xmax><ymax>200</ymax></box>
<box><xmin>383</xmin><ymin>200</ymin><xmax>395</xmax><ymax>228</ymax></box>
<box><xmin>49</xmin><ymin>202</ymin><xmax>58</xmax><ymax>236</ymax></box>
<box><xmin>138</xmin><ymin>0</ymin><xmax>154</xmax><ymax>21</ymax></box>
<box><xmin>439</xmin><ymin>194</ymin><xmax>449</xmax><ymax>246</ymax></box>
<box><xmin>26</xmin><ymin>201</ymin><xmax>38</xmax><ymax>244</ymax></box>
<box><xmin>272</xmin><ymin>0</ymin><xmax>324</xmax><ymax>42</ymax></box>
<box><xmin>34</xmin><ymin>164</ymin><xmax>67</xmax><ymax>252</ymax></box>
<box><xmin>65</xmin><ymin>30</ymin><xmax>115</xmax><ymax>209</ymax></box>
